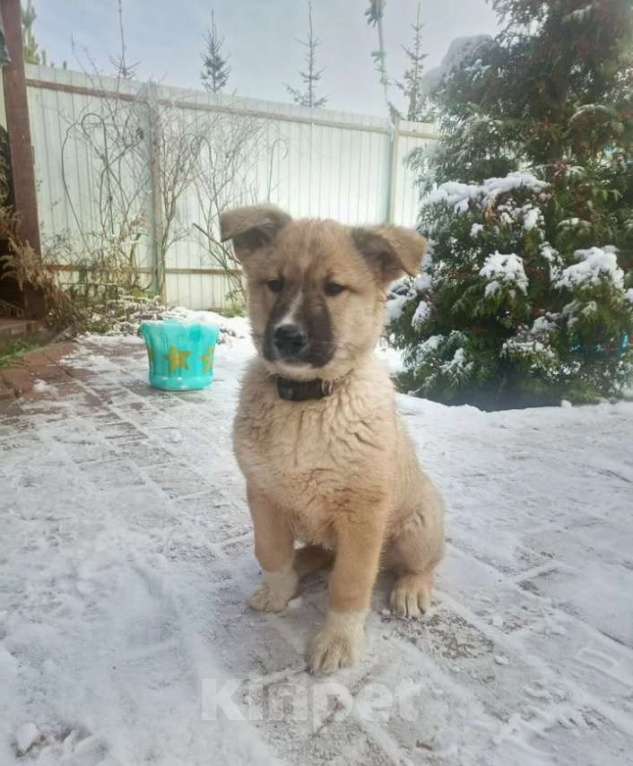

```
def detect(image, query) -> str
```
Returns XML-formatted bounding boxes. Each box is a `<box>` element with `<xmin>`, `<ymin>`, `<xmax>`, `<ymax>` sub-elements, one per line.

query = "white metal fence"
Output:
<box><xmin>25</xmin><ymin>64</ymin><xmax>437</xmax><ymax>309</ymax></box>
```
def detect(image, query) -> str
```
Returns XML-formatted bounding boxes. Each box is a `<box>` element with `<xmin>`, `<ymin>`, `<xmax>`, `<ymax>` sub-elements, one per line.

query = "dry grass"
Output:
<box><xmin>0</xmin><ymin>207</ymin><xmax>85</xmax><ymax>330</ymax></box>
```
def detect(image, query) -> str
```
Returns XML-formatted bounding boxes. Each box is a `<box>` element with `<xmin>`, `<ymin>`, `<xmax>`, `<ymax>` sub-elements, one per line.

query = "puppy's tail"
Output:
<box><xmin>294</xmin><ymin>545</ymin><xmax>334</xmax><ymax>579</ymax></box>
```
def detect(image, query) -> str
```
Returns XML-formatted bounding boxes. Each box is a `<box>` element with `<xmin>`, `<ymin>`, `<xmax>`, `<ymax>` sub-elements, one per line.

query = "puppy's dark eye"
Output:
<box><xmin>267</xmin><ymin>278</ymin><xmax>284</xmax><ymax>293</ymax></box>
<box><xmin>324</xmin><ymin>281</ymin><xmax>346</xmax><ymax>297</ymax></box>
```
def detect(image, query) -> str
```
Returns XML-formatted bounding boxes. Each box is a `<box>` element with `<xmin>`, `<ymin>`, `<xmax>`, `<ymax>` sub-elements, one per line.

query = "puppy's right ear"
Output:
<box><xmin>220</xmin><ymin>205</ymin><xmax>292</xmax><ymax>262</ymax></box>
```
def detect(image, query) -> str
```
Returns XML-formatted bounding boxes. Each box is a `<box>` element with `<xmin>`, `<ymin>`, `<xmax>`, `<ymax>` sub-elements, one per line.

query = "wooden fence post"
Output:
<box><xmin>146</xmin><ymin>82</ymin><xmax>165</xmax><ymax>302</ymax></box>
<box><xmin>385</xmin><ymin>115</ymin><xmax>400</xmax><ymax>225</ymax></box>
<box><xmin>1</xmin><ymin>0</ymin><xmax>40</xmax><ymax>254</ymax></box>
<box><xmin>1</xmin><ymin>0</ymin><xmax>46</xmax><ymax>317</ymax></box>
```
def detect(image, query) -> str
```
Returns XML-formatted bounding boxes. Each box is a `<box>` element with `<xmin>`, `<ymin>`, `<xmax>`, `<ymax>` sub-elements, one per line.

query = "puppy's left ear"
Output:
<box><xmin>220</xmin><ymin>204</ymin><xmax>292</xmax><ymax>263</ymax></box>
<box><xmin>352</xmin><ymin>225</ymin><xmax>426</xmax><ymax>285</ymax></box>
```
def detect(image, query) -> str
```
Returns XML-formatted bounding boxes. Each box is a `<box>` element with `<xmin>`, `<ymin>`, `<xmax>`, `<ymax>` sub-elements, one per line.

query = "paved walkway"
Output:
<box><xmin>1</xmin><ymin>335</ymin><xmax>632</xmax><ymax>765</ymax></box>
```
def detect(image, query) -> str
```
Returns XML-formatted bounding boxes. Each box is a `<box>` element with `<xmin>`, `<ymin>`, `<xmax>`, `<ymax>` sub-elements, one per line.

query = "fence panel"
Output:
<box><xmin>25</xmin><ymin>64</ymin><xmax>437</xmax><ymax>310</ymax></box>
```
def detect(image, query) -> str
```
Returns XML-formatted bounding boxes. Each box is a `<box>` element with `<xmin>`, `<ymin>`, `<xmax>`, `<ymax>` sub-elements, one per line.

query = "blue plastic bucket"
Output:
<box><xmin>140</xmin><ymin>319</ymin><xmax>220</xmax><ymax>391</ymax></box>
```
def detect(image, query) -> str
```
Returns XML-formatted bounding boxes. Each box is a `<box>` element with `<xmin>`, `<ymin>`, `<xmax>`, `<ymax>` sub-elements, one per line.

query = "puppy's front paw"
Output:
<box><xmin>308</xmin><ymin>629</ymin><xmax>360</xmax><ymax>673</ymax></box>
<box><xmin>308</xmin><ymin>610</ymin><xmax>366</xmax><ymax>674</ymax></box>
<box><xmin>248</xmin><ymin>565</ymin><xmax>299</xmax><ymax>613</ymax></box>
<box><xmin>248</xmin><ymin>582</ymin><xmax>292</xmax><ymax>612</ymax></box>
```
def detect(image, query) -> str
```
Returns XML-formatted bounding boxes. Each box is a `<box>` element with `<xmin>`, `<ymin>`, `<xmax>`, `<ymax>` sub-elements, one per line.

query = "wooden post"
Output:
<box><xmin>146</xmin><ymin>82</ymin><xmax>166</xmax><ymax>301</ymax></box>
<box><xmin>1</xmin><ymin>0</ymin><xmax>46</xmax><ymax>317</ymax></box>
<box><xmin>385</xmin><ymin>115</ymin><xmax>400</xmax><ymax>225</ymax></box>
<box><xmin>1</xmin><ymin>0</ymin><xmax>41</xmax><ymax>254</ymax></box>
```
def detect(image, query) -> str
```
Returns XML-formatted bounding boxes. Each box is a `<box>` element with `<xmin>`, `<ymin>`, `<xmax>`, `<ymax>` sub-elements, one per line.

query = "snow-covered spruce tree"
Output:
<box><xmin>391</xmin><ymin>0</ymin><xmax>633</xmax><ymax>407</ymax></box>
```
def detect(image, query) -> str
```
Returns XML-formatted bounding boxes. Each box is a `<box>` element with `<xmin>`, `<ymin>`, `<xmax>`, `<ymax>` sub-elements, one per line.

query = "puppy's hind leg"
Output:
<box><xmin>388</xmin><ymin>481</ymin><xmax>445</xmax><ymax>619</ymax></box>
<box><xmin>390</xmin><ymin>568</ymin><xmax>435</xmax><ymax>619</ymax></box>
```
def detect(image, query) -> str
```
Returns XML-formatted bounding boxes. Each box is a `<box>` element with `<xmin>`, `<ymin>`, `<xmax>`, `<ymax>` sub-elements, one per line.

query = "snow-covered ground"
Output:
<box><xmin>1</xmin><ymin>331</ymin><xmax>632</xmax><ymax>765</ymax></box>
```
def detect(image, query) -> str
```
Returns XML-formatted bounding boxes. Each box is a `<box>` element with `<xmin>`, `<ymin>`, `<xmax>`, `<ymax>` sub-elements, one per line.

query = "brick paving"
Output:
<box><xmin>1</xmin><ymin>335</ymin><xmax>632</xmax><ymax>765</ymax></box>
<box><xmin>0</xmin><ymin>341</ymin><xmax>75</xmax><ymax>399</ymax></box>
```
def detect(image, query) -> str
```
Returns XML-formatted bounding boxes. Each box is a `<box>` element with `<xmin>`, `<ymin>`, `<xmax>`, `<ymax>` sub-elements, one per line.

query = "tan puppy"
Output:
<box><xmin>220</xmin><ymin>206</ymin><xmax>445</xmax><ymax>674</ymax></box>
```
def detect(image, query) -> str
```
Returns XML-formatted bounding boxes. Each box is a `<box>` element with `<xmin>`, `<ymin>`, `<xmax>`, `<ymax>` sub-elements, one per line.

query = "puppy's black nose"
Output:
<box><xmin>273</xmin><ymin>324</ymin><xmax>307</xmax><ymax>358</ymax></box>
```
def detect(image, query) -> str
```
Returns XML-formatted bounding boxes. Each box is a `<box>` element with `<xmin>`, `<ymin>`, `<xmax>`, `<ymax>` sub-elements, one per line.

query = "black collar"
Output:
<box><xmin>276</xmin><ymin>376</ymin><xmax>335</xmax><ymax>402</ymax></box>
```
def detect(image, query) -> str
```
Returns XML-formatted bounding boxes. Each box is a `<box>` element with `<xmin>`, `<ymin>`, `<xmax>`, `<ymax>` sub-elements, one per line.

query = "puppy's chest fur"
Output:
<box><xmin>234</xmin><ymin>359</ymin><xmax>396</xmax><ymax>545</ymax></box>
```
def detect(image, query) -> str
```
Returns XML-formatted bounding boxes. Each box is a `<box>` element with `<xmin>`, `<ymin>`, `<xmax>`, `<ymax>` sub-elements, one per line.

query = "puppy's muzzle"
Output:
<box><xmin>273</xmin><ymin>323</ymin><xmax>308</xmax><ymax>360</ymax></box>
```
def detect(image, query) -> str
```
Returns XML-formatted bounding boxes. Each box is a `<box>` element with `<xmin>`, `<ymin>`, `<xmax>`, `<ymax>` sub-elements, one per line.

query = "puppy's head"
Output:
<box><xmin>220</xmin><ymin>205</ymin><xmax>426</xmax><ymax>381</ymax></box>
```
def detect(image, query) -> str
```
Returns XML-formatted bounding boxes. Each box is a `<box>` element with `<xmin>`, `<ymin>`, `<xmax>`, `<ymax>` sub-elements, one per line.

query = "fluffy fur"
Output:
<box><xmin>221</xmin><ymin>206</ymin><xmax>445</xmax><ymax>673</ymax></box>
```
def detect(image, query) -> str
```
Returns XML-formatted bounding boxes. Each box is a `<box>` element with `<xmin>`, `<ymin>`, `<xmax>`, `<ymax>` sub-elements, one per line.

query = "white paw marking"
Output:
<box><xmin>248</xmin><ymin>564</ymin><xmax>298</xmax><ymax>613</ymax></box>
<box><xmin>308</xmin><ymin>610</ymin><xmax>366</xmax><ymax>674</ymax></box>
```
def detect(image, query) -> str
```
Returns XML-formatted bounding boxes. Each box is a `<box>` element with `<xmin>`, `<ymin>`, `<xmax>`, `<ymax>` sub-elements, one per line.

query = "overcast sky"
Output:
<box><xmin>34</xmin><ymin>0</ymin><xmax>499</xmax><ymax>117</ymax></box>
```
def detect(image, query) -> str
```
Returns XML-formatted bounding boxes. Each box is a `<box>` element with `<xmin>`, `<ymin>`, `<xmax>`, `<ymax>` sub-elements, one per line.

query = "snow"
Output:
<box><xmin>93</xmin><ymin>299</ymin><xmax>251</xmax><ymax>343</ymax></box>
<box><xmin>420</xmin><ymin>35</ymin><xmax>493</xmax><ymax>94</ymax></box>
<box><xmin>470</xmin><ymin>223</ymin><xmax>484</xmax><ymax>237</ymax></box>
<box><xmin>625</xmin><ymin>289</ymin><xmax>633</xmax><ymax>305</ymax></box>
<box><xmin>376</xmin><ymin>340</ymin><xmax>405</xmax><ymax>375</ymax></box>
<box><xmin>412</xmin><ymin>333</ymin><xmax>444</xmax><ymax>363</ymax></box>
<box><xmin>564</xmin><ymin>5</ymin><xmax>596</xmax><ymax>23</ymax></box>
<box><xmin>385</xmin><ymin>294</ymin><xmax>409</xmax><ymax>323</ymax></box>
<box><xmin>569</xmin><ymin>104</ymin><xmax>612</xmax><ymax>124</ymax></box>
<box><xmin>14</xmin><ymin>723</ymin><xmax>41</xmax><ymax>756</ymax></box>
<box><xmin>480</xmin><ymin>252</ymin><xmax>529</xmax><ymax>295</ymax></box>
<box><xmin>440</xmin><ymin>347</ymin><xmax>472</xmax><ymax>380</ymax></box>
<box><xmin>541</xmin><ymin>243</ymin><xmax>563</xmax><ymax>281</ymax></box>
<box><xmin>463</xmin><ymin>58</ymin><xmax>492</xmax><ymax>81</ymax></box>
<box><xmin>157</xmin><ymin>307</ymin><xmax>251</xmax><ymax>340</ymax></box>
<box><xmin>555</xmin><ymin>247</ymin><xmax>624</xmax><ymax>290</ymax></box>
<box><xmin>414</xmin><ymin>273</ymin><xmax>432</xmax><ymax>292</ymax></box>
<box><xmin>503</xmin><ymin>337</ymin><xmax>557</xmax><ymax>368</ymax></box>
<box><xmin>2</xmin><ymin>333</ymin><xmax>633</xmax><ymax>764</ymax></box>
<box><xmin>32</xmin><ymin>380</ymin><xmax>53</xmax><ymax>393</ymax></box>
<box><xmin>411</xmin><ymin>300</ymin><xmax>431</xmax><ymax>328</ymax></box>
<box><xmin>424</xmin><ymin>172</ymin><xmax>549</xmax><ymax>213</ymax></box>
<box><xmin>581</xmin><ymin>300</ymin><xmax>599</xmax><ymax>317</ymax></box>
<box><xmin>558</xmin><ymin>217</ymin><xmax>591</xmax><ymax>231</ymax></box>
<box><xmin>522</xmin><ymin>206</ymin><xmax>541</xmax><ymax>231</ymax></box>
<box><xmin>531</xmin><ymin>315</ymin><xmax>558</xmax><ymax>334</ymax></box>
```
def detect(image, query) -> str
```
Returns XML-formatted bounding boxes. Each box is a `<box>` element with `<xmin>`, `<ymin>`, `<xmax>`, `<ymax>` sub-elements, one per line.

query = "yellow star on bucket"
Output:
<box><xmin>165</xmin><ymin>347</ymin><xmax>191</xmax><ymax>373</ymax></box>
<box><xmin>201</xmin><ymin>346</ymin><xmax>215</xmax><ymax>373</ymax></box>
